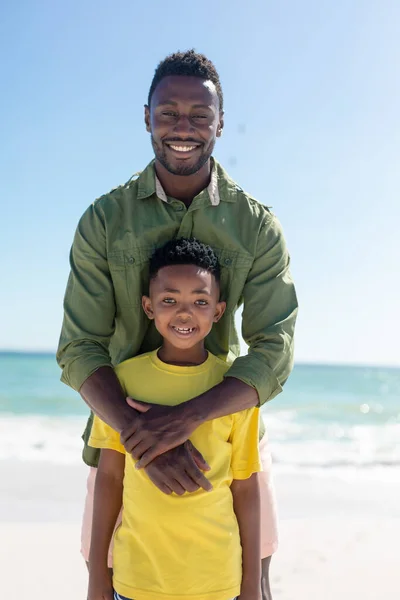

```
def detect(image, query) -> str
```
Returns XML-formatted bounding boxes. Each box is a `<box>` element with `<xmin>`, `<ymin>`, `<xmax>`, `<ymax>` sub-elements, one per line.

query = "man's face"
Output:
<box><xmin>145</xmin><ymin>75</ymin><xmax>223</xmax><ymax>176</ymax></box>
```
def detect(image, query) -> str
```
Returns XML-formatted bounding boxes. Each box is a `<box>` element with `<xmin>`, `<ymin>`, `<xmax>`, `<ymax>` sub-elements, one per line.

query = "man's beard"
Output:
<box><xmin>151</xmin><ymin>136</ymin><xmax>215</xmax><ymax>176</ymax></box>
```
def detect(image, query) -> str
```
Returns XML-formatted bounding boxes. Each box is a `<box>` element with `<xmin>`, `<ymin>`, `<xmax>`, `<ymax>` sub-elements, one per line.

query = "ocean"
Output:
<box><xmin>0</xmin><ymin>352</ymin><xmax>399</xmax><ymax>481</ymax></box>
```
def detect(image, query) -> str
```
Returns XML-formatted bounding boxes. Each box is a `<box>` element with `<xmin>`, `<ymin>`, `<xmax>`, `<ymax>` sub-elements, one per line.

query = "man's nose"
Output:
<box><xmin>173</xmin><ymin>114</ymin><xmax>195</xmax><ymax>135</ymax></box>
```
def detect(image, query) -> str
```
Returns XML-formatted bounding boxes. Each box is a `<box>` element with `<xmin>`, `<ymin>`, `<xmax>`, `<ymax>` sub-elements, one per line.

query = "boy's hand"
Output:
<box><xmin>88</xmin><ymin>570</ymin><xmax>113</xmax><ymax>600</ymax></box>
<box><xmin>238</xmin><ymin>585</ymin><xmax>262</xmax><ymax>600</ymax></box>
<box><xmin>121</xmin><ymin>398</ymin><xmax>201</xmax><ymax>466</ymax></box>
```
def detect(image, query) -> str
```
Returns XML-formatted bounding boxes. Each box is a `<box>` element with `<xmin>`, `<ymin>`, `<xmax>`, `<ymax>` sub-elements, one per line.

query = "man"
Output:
<box><xmin>57</xmin><ymin>50</ymin><xmax>298</xmax><ymax>600</ymax></box>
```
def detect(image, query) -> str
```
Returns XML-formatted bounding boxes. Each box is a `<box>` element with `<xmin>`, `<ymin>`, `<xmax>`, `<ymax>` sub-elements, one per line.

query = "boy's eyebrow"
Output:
<box><xmin>161</xmin><ymin>287</ymin><xmax>211</xmax><ymax>295</ymax></box>
<box><xmin>192</xmin><ymin>288</ymin><xmax>211</xmax><ymax>295</ymax></box>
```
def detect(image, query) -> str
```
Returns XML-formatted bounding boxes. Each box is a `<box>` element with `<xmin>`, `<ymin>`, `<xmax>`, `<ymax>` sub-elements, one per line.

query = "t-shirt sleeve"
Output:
<box><xmin>88</xmin><ymin>414</ymin><xmax>126</xmax><ymax>455</ymax></box>
<box><xmin>229</xmin><ymin>408</ymin><xmax>262</xmax><ymax>479</ymax></box>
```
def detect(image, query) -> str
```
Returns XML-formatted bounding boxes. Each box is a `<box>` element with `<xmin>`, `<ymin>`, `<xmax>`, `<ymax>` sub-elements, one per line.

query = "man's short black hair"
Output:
<box><xmin>148</xmin><ymin>49</ymin><xmax>223</xmax><ymax>110</ymax></box>
<box><xmin>149</xmin><ymin>238</ymin><xmax>220</xmax><ymax>282</ymax></box>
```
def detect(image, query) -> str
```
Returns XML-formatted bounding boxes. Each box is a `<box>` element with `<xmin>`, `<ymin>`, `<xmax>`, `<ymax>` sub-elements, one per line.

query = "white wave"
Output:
<box><xmin>0</xmin><ymin>414</ymin><xmax>86</xmax><ymax>465</ymax></box>
<box><xmin>263</xmin><ymin>409</ymin><xmax>400</xmax><ymax>480</ymax></box>
<box><xmin>0</xmin><ymin>412</ymin><xmax>399</xmax><ymax>482</ymax></box>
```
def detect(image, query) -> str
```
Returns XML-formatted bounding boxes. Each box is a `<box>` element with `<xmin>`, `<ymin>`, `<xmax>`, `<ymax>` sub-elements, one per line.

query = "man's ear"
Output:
<box><xmin>144</xmin><ymin>105</ymin><xmax>151</xmax><ymax>133</ymax></box>
<box><xmin>142</xmin><ymin>295</ymin><xmax>154</xmax><ymax>319</ymax></box>
<box><xmin>213</xmin><ymin>300</ymin><xmax>226</xmax><ymax>322</ymax></box>
<box><xmin>216</xmin><ymin>111</ymin><xmax>224</xmax><ymax>138</ymax></box>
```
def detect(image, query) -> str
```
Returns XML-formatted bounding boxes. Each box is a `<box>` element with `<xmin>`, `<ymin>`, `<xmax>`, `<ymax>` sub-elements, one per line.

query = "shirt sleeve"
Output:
<box><xmin>225</xmin><ymin>213</ymin><xmax>298</xmax><ymax>406</ymax></box>
<box><xmin>88</xmin><ymin>414</ymin><xmax>126</xmax><ymax>454</ymax></box>
<box><xmin>229</xmin><ymin>408</ymin><xmax>262</xmax><ymax>479</ymax></box>
<box><xmin>56</xmin><ymin>200</ymin><xmax>115</xmax><ymax>391</ymax></box>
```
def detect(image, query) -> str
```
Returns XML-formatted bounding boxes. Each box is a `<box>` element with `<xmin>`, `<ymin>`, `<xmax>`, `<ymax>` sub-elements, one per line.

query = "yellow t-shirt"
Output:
<box><xmin>89</xmin><ymin>350</ymin><xmax>261</xmax><ymax>600</ymax></box>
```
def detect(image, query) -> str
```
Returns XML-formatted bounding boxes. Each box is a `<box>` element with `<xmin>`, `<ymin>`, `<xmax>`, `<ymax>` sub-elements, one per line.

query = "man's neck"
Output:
<box><xmin>154</xmin><ymin>160</ymin><xmax>212</xmax><ymax>206</ymax></box>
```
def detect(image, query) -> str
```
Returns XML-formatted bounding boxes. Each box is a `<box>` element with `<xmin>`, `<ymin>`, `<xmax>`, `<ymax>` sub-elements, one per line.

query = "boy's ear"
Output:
<box><xmin>213</xmin><ymin>300</ymin><xmax>226</xmax><ymax>323</ymax></box>
<box><xmin>142</xmin><ymin>295</ymin><xmax>154</xmax><ymax>319</ymax></box>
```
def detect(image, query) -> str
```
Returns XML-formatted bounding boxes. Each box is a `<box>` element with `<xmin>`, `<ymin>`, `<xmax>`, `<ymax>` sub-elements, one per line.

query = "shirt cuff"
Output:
<box><xmin>224</xmin><ymin>353</ymin><xmax>282</xmax><ymax>406</ymax></box>
<box><xmin>60</xmin><ymin>352</ymin><xmax>113</xmax><ymax>391</ymax></box>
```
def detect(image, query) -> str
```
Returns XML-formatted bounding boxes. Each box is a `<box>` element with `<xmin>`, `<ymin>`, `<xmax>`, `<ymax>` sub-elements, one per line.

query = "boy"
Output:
<box><xmin>88</xmin><ymin>238</ymin><xmax>262</xmax><ymax>600</ymax></box>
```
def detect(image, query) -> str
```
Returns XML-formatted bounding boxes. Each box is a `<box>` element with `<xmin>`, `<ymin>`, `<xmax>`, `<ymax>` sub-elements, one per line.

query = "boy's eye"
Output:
<box><xmin>195</xmin><ymin>299</ymin><xmax>208</xmax><ymax>306</ymax></box>
<box><xmin>163</xmin><ymin>297</ymin><xmax>176</xmax><ymax>304</ymax></box>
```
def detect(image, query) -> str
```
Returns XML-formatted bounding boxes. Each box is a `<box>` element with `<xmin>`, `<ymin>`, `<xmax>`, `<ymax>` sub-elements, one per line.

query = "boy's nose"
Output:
<box><xmin>176</xmin><ymin>305</ymin><xmax>192</xmax><ymax>319</ymax></box>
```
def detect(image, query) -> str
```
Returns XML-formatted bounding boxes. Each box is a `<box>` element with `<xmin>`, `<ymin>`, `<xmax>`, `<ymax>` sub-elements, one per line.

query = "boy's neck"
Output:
<box><xmin>157</xmin><ymin>341</ymin><xmax>208</xmax><ymax>366</ymax></box>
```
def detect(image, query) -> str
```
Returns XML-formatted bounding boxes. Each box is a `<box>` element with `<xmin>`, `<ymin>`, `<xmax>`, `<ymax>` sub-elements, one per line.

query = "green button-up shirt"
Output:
<box><xmin>57</xmin><ymin>159</ymin><xmax>298</xmax><ymax>466</ymax></box>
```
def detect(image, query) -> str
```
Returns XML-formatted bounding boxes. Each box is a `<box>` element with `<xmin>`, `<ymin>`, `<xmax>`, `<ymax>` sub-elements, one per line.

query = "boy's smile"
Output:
<box><xmin>142</xmin><ymin>263</ymin><xmax>225</xmax><ymax>365</ymax></box>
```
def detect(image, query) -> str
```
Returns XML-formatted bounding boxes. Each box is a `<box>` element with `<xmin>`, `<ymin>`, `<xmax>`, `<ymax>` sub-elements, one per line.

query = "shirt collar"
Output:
<box><xmin>137</xmin><ymin>159</ymin><xmax>221</xmax><ymax>206</ymax></box>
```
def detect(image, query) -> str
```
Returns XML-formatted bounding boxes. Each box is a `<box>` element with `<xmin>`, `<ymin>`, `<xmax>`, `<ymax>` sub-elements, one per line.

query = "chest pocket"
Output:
<box><xmin>214</xmin><ymin>248</ymin><xmax>253</xmax><ymax>313</ymax></box>
<box><xmin>108</xmin><ymin>245</ymin><xmax>154</xmax><ymax>307</ymax></box>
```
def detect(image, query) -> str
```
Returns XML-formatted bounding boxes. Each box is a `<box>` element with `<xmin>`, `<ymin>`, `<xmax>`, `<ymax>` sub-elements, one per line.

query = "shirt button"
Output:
<box><xmin>127</xmin><ymin>256</ymin><xmax>135</xmax><ymax>264</ymax></box>
<box><xmin>175</xmin><ymin>204</ymin><xmax>184</xmax><ymax>211</ymax></box>
<box><xmin>224</xmin><ymin>258</ymin><xmax>232</xmax><ymax>266</ymax></box>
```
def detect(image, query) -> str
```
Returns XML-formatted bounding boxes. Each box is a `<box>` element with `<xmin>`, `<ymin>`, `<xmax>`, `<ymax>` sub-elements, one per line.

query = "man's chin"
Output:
<box><xmin>164</xmin><ymin>162</ymin><xmax>203</xmax><ymax>176</ymax></box>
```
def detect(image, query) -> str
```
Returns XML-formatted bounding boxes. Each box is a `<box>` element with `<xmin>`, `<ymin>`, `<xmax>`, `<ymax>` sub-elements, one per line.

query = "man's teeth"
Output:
<box><xmin>169</xmin><ymin>145</ymin><xmax>197</xmax><ymax>152</ymax></box>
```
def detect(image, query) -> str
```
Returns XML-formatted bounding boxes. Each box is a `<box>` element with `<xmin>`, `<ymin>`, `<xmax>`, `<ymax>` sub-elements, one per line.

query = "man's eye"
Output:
<box><xmin>163</xmin><ymin>298</ymin><xmax>176</xmax><ymax>304</ymax></box>
<box><xmin>162</xmin><ymin>111</ymin><xmax>177</xmax><ymax>118</ymax></box>
<box><xmin>192</xmin><ymin>115</ymin><xmax>207</xmax><ymax>120</ymax></box>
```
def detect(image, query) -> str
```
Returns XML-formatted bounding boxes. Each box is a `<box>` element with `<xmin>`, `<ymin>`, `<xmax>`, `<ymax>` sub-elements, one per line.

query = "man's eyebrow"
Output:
<box><xmin>156</xmin><ymin>101</ymin><xmax>212</xmax><ymax>110</ymax></box>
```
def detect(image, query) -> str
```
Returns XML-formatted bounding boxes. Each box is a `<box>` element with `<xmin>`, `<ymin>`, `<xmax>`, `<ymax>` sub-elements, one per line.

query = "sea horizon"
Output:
<box><xmin>1</xmin><ymin>349</ymin><xmax>399</xmax><ymax>370</ymax></box>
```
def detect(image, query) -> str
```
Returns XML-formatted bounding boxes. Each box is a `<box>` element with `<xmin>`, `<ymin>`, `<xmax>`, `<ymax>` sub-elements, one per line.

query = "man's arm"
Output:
<box><xmin>224</xmin><ymin>213</ymin><xmax>298</xmax><ymax>404</ymax></box>
<box><xmin>88</xmin><ymin>449</ymin><xmax>124</xmax><ymax>600</ymax></box>
<box><xmin>231</xmin><ymin>475</ymin><xmax>261</xmax><ymax>600</ymax></box>
<box><xmin>122</xmin><ymin>213</ymin><xmax>297</xmax><ymax>467</ymax></box>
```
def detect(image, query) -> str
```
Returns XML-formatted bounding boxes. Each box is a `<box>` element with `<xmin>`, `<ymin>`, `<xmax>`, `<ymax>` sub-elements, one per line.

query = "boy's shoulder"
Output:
<box><xmin>114</xmin><ymin>351</ymin><xmax>153</xmax><ymax>375</ymax></box>
<box><xmin>207</xmin><ymin>352</ymin><xmax>230</xmax><ymax>374</ymax></box>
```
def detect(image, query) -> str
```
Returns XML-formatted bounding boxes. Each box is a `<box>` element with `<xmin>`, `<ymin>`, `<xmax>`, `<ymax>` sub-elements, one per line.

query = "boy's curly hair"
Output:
<box><xmin>149</xmin><ymin>238</ymin><xmax>220</xmax><ymax>282</ymax></box>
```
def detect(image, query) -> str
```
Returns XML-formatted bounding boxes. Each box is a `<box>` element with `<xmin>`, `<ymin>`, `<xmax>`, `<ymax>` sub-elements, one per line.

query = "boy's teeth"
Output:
<box><xmin>174</xmin><ymin>326</ymin><xmax>194</xmax><ymax>333</ymax></box>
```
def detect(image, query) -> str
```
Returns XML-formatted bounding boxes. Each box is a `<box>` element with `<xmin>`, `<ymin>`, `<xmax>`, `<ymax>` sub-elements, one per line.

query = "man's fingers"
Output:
<box><xmin>186</xmin><ymin>464</ymin><xmax>212</xmax><ymax>492</ymax></box>
<box><xmin>168</xmin><ymin>478</ymin><xmax>186</xmax><ymax>496</ymax></box>
<box><xmin>126</xmin><ymin>397</ymin><xmax>151</xmax><ymax>413</ymax></box>
<box><xmin>120</xmin><ymin>423</ymin><xmax>136</xmax><ymax>447</ymax></box>
<box><xmin>131</xmin><ymin>440</ymin><xmax>151</xmax><ymax>461</ymax></box>
<box><xmin>145</xmin><ymin>473</ymin><xmax>173</xmax><ymax>495</ymax></box>
<box><xmin>186</xmin><ymin>440</ymin><xmax>210</xmax><ymax>471</ymax></box>
<box><xmin>174</xmin><ymin>471</ymin><xmax>201</xmax><ymax>493</ymax></box>
<box><xmin>121</xmin><ymin>430</ymin><xmax>144</xmax><ymax>454</ymax></box>
<box><xmin>135</xmin><ymin>446</ymin><xmax>161</xmax><ymax>469</ymax></box>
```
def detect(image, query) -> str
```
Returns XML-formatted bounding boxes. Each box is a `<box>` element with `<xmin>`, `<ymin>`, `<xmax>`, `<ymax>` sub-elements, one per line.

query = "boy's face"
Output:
<box><xmin>142</xmin><ymin>264</ymin><xmax>226</xmax><ymax>351</ymax></box>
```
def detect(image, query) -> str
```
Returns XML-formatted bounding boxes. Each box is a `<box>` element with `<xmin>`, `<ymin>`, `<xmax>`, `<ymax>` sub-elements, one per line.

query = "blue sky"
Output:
<box><xmin>1</xmin><ymin>0</ymin><xmax>399</xmax><ymax>365</ymax></box>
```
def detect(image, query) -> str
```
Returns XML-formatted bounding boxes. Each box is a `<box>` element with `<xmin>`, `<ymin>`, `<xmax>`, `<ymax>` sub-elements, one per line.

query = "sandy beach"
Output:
<box><xmin>1</xmin><ymin>460</ymin><xmax>399</xmax><ymax>600</ymax></box>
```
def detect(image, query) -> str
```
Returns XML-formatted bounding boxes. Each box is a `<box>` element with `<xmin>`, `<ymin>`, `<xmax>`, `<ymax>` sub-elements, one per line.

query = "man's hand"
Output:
<box><xmin>144</xmin><ymin>440</ymin><xmax>212</xmax><ymax>495</ymax></box>
<box><xmin>120</xmin><ymin>397</ymin><xmax>201</xmax><ymax>468</ymax></box>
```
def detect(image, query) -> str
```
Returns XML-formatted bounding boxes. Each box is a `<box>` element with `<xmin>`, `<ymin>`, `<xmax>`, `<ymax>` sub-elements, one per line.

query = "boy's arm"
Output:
<box><xmin>231</xmin><ymin>475</ymin><xmax>261</xmax><ymax>600</ymax></box>
<box><xmin>88</xmin><ymin>448</ymin><xmax>125</xmax><ymax>600</ymax></box>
